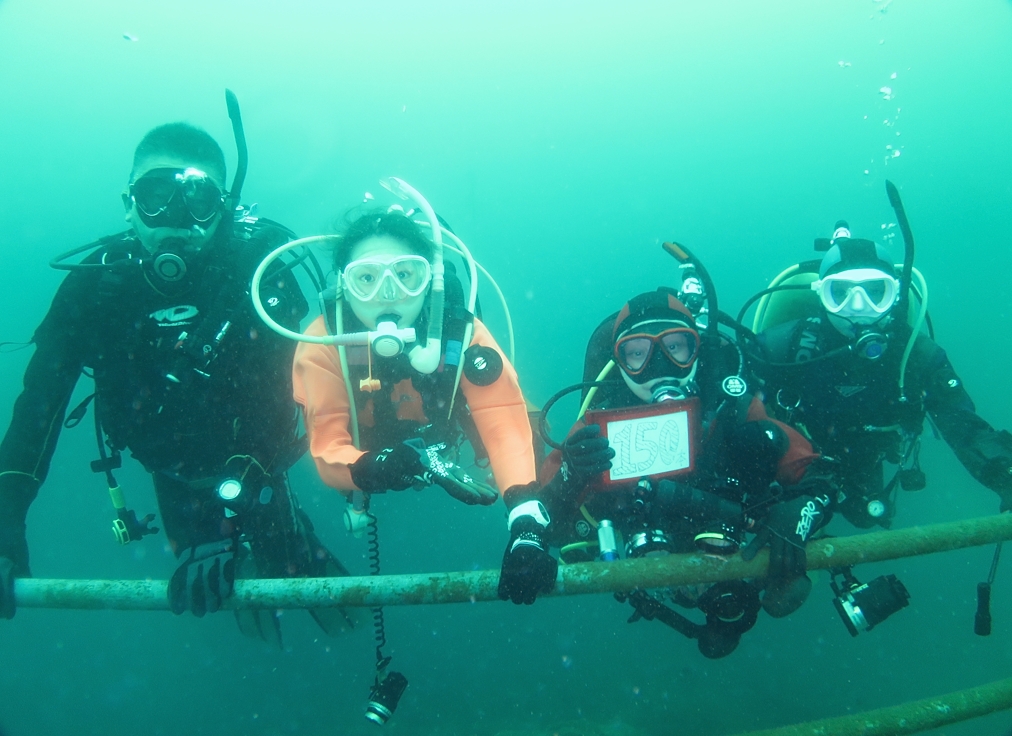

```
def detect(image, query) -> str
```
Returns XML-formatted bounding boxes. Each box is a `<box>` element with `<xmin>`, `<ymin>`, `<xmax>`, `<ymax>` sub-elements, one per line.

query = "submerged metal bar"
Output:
<box><xmin>15</xmin><ymin>513</ymin><xmax>1012</xmax><ymax>611</ymax></box>
<box><xmin>730</xmin><ymin>676</ymin><xmax>1012</xmax><ymax>736</ymax></box>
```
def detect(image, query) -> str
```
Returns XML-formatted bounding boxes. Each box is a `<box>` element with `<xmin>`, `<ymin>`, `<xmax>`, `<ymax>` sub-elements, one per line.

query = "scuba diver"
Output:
<box><xmin>0</xmin><ymin>97</ymin><xmax>354</xmax><ymax>645</ymax></box>
<box><xmin>254</xmin><ymin>178</ymin><xmax>537</xmax><ymax>724</ymax></box>
<box><xmin>289</xmin><ymin>208</ymin><xmax>536</xmax><ymax>507</ymax></box>
<box><xmin>743</xmin><ymin>185</ymin><xmax>1012</xmax><ymax>530</ymax></box>
<box><xmin>496</xmin><ymin>244</ymin><xmax>838</xmax><ymax>658</ymax></box>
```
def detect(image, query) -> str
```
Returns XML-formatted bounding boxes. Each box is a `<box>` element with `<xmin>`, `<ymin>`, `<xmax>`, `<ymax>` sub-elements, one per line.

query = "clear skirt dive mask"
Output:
<box><xmin>342</xmin><ymin>255</ymin><xmax>432</xmax><ymax>302</ymax></box>
<box><xmin>812</xmin><ymin>268</ymin><xmax>899</xmax><ymax>321</ymax></box>
<box><xmin>130</xmin><ymin>167</ymin><xmax>226</xmax><ymax>229</ymax></box>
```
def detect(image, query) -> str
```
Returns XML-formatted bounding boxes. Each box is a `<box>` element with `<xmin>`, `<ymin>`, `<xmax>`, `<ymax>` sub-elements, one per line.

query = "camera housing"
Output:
<box><xmin>831</xmin><ymin>568</ymin><xmax>910</xmax><ymax>636</ymax></box>
<box><xmin>365</xmin><ymin>670</ymin><xmax>408</xmax><ymax>725</ymax></box>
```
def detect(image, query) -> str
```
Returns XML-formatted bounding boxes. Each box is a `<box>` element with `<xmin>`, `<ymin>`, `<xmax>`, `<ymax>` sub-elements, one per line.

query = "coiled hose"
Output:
<box><xmin>366</xmin><ymin>512</ymin><xmax>387</xmax><ymax>664</ymax></box>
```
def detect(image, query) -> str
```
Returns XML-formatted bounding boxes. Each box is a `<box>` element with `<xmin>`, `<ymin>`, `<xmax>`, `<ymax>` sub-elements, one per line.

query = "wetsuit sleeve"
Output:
<box><xmin>292</xmin><ymin>316</ymin><xmax>366</xmax><ymax>493</ymax></box>
<box><xmin>462</xmin><ymin>320</ymin><xmax>537</xmax><ymax>491</ymax></box>
<box><xmin>744</xmin><ymin>396</ymin><xmax>820</xmax><ymax>486</ymax></box>
<box><xmin>916</xmin><ymin>337</ymin><xmax>1012</xmax><ymax>498</ymax></box>
<box><xmin>0</xmin><ymin>274</ymin><xmax>87</xmax><ymax>573</ymax></box>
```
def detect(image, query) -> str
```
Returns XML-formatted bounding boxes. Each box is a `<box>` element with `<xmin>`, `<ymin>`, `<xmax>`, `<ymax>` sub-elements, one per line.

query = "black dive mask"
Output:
<box><xmin>130</xmin><ymin>168</ymin><xmax>225</xmax><ymax>230</ymax></box>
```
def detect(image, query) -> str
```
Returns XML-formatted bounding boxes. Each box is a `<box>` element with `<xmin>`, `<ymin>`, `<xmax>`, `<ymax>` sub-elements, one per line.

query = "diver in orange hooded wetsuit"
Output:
<box><xmin>292</xmin><ymin>210</ymin><xmax>536</xmax><ymax>515</ymax></box>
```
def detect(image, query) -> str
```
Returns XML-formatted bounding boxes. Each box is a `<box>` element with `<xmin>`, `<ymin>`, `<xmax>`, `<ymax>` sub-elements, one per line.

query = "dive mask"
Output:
<box><xmin>812</xmin><ymin>268</ymin><xmax>899</xmax><ymax>323</ymax></box>
<box><xmin>342</xmin><ymin>254</ymin><xmax>432</xmax><ymax>302</ymax></box>
<box><xmin>129</xmin><ymin>167</ymin><xmax>226</xmax><ymax>229</ymax></box>
<box><xmin>614</xmin><ymin>322</ymin><xmax>700</xmax><ymax>381</ymax></box>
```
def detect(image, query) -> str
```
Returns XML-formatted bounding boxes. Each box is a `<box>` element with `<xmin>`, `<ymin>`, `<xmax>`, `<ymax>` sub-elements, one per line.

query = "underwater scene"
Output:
<box><xmin>1</xmin><ymin>0</ymin><xmax>1012</xmax><ymax>734</ymax></box>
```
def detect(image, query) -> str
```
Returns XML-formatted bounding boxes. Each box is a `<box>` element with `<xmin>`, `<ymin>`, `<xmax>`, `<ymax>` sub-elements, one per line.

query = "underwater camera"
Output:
<box><xmin>830</xmin><ymin>567</ymin><xmax>910</xmax><ymax>637</ymax></box>
<box><xmin>365</xmin><ymin>666</ymin><xmax>408</xmax><ymax>725</ymax></box>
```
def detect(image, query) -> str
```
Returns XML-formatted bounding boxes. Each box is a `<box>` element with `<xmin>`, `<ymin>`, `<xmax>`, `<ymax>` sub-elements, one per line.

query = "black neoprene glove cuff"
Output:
<box><xmin>0</xmin><ymin>474</ymin><xmax>38</xmax><ymax>577</ymax></box>
<box><xmin>981</xmin><ymin>457</ymin><xmax>1012</xmax><ymax>511</ymax></box>
<box><xmin>0</xmin><ymin>556</ymin><xmax>16</xmax><ymax>619</ymax></box>
<box><xmin>349</xmin><ymin>445</ymin><xmax>424</xmax><ymax>493</ymax></box>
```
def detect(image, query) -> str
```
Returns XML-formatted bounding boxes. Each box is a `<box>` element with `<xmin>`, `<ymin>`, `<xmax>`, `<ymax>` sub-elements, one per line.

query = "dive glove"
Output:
<box><xmin>498</xmin><ymin>488</ymin><xmax>558</xmax><ymax>605</ymax></box>
<box><xmin>981</xmin><ymin>456</ymin><xmax>1012</xmax><ymax>512</ymax></box>
<box><xmin>0</xmin><ymin>557</ymin><xmax>15</xmax><ymax>620</ymax></box>
<box><xmin>408</xmin><ymin>439</ymin><xmax>499</xmax><ymax>506</ymax></box>
<box><xmin>349</xmin><ymin>444</ymin><xmax>426</xmax><ymax>493</ymax></box>
<box><xmin>169</xmin><ymin>539</ymin><xmax>237</xmax><ymax>617</ymax></box>
<box><xmin>545</xmin><ymin>424</ymin><xmax>615</xmax><ymax>506</ymax></box>
<box><xmin>742</xmin><ymin>494</ymin><xmax>831</xmax><ymax>582</ymax></box>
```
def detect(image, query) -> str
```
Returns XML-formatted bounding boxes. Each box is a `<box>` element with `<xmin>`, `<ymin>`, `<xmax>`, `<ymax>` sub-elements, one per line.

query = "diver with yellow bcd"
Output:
<box><xmin>738</xmin><ymin>181</ymin><xmax>1012</xmax><ymax>637</ymax></box>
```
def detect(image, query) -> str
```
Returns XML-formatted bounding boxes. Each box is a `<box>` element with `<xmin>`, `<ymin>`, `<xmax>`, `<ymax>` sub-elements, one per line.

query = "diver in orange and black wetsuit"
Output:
<box><xmin>283</xmin><ymin>204</ymin><xmax>537</xmax><ymax>724</ymax></box>
<box><xmin>497</xmin><ymin>289</ymin><xmax>839</xmax><ymax>659</ymax></box>
<box><xmin>292</xmin><ymin>210</ymin><xmax>536</xmax><ymax>510</ymax></box>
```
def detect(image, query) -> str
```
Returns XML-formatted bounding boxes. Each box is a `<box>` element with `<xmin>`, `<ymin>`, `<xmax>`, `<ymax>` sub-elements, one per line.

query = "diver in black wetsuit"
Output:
<box><xmin>0</xmin><ymin>117</ymin><xmax>353</xmax><ymax>641</ymax></box>
<box><xmin>752</xmin><ymin>225</ymin><xmax>1012</xmax><ymax>529</ymax></box>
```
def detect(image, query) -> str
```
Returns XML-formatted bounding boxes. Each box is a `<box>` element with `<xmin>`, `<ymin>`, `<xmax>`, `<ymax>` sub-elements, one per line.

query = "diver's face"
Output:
<box><xmin>124</xmin><ymin>154</ymin><xmax>225</xmax><ymax>255</ymax></box>
<box><xmin>344</xmin><ymin>236</ymin><xmax>430</xmax><ymax>330</ymax></box>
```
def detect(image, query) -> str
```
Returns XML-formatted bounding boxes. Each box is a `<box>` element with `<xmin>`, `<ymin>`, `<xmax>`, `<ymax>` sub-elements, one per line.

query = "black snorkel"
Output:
<box><xmin>662</xmin><ymin>241</ymin><xmax>719</xmax><ymax>343</ymax></box>
<box><xmin>885</xmin><ymin>179</ymin><xmax>915</xmax><ymax>323</ymax></box>
<box><xmin>225</xmin><ymin>88</ymin><xmax>248</xmax><ymax>214</ymax></box>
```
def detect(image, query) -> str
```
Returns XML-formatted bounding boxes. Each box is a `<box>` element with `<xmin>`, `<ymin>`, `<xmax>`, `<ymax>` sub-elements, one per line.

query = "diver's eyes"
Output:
<box><xmin>863</xmin><ymin>280</ymin><xmax>887</xmax><ymax>302</ymax></box>
<box><xmin>619</xmin><ymin>338</ymin><xmax>653</xmax><ymax>371</ymax></box>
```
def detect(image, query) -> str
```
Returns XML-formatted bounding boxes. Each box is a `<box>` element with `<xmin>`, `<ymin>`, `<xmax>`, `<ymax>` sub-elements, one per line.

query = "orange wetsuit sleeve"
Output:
<box><xmin>292</xmin><ymin>316</ymin><xmax>366</xmax><ymax>492</ymax></box>
<box><xmin>462</xmin><ymin>319</ymin><xmax>537</xmax><ymax>491</ymax></box>
<box><xmin>745</xmin><ymin>396</ymin><xmax>819</xmax><ymax>485</ymax></box>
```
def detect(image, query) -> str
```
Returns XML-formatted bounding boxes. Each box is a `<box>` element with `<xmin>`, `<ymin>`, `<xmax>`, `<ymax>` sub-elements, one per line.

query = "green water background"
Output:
<box><xmin>1</xmin><ymin>0</ymin><xmax>1011</xmax><ymax>734</ymax></box>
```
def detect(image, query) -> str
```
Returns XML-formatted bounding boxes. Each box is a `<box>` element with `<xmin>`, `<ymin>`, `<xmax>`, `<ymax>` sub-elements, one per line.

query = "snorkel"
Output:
<box><xmin>251</xmin><ymin>235</ymin><xmax>417</xmax><ymax>354</ymax></box>
<box><xmin>884</xmin><ymin>180</ymin><xmax>925</xmax><ymax>401</ymax></box>
<box><xmin>224</xmin><ymin>88</ymin><xmax>248</xmax><ymax>214</ymax></box>
<box><xmin>379</xmin><ymin>177</ymin><xmax>445</xmax><ymax>375</ymax></box>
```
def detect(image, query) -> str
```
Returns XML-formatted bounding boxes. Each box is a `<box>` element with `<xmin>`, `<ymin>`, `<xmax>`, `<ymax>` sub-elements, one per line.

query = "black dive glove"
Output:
<box><xmin>349</xmin><ymin>444</ymin><xmax>426</xmax><ymax>493</ymax></box>
<box><xmin>169</xmin><ymin>539</ymin><xmax>237</xmax><ymax>617</ymax></box>
<box><xmin>742</xmin><ymin>494</ymin><xmax>830</xmax><ymax>581</ymax></box>
<box><xmin>409</xmin><ymin>439</ymin><xmax>499</xmax><ymax>506</ymax></box>
<box><xmin>498</xmin><ymin>486</ymin><xmax>558</xmax><ymax>605</ymax></box>
<box><xmin>981</xmin><ymin>456</ymin><xmax>1012</xmax><ymax>512</ymax></box>
<box><xmin>546</xmin><ymin>424</ymin><xmax>615</xmax><ymax>504</ymax></box>
<box><xmin>0</xmin><ymin>557</ymin><xmax>15</xmax><ymax>620</ymax></box>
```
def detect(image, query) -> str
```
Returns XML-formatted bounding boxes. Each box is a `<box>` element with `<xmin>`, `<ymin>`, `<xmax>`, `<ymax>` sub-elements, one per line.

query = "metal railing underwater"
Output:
<box><xmin>12</xmin><ymin>513</ymin><xmax>1012</xmax><ymax>735</ymax></box>
<box><xmin>14</xmin><ymin>513</ymin><xmax>1012</xmax><ymax>610</ymax></box>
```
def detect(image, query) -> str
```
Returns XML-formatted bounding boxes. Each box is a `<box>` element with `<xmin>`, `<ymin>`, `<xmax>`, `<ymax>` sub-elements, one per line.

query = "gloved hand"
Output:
<box><xmin>169</xmin><ymin>539</ymin><xmax>237</xmax><ymax>617</ymax></box>
<box><xmin>561</xmin><ymin>424</ymin><xmax>615</xmax><ymax>481</ymax></box>
<box><xmin>981</xmin><ymin>456</ymin><xmax>1012</xmax><ymax>512</ymax></box>
<box><xmin>349</xmin><ymin>444</ymin><xmax>426</xmax><ymax>493</ymax></box>
<box><xmin>545</xmin><ymin>424</ymin><xmax>615</xmax><ymax>506</ymax></box>
<box><xmin>498</xmin><ymin>494</ymin><xmax>558</xmax><ymax>605</ymax></box>
<box><xmin>742</xmin><ymin>494</ymin><xmax>830</xmax><ymax>581</ymax></box>
<box><xmin>410</xmin><ymin>440</ymin><xmax>499</xmax><ymax>506</ymax></box>
<box><xmin>0</xmin><ymin>557</ymin><xmax>16</xmax><ymax>620</ymax></box>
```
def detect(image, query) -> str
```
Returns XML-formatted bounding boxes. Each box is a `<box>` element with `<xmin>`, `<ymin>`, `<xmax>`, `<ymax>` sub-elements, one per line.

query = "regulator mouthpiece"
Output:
<box><xmin>372</xmin><ymin>321</ymin><xmax>408</xmax><ymax>358</ymax></box>
<box><xmin>651</xmin><ymin>381</ymin><xmax>693</xmax><ymax>403</ymax></box>
<box><xmin>152</xmin><ymin>252</ymin><xmax>187</xmax><ymax>282</ymax></box>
